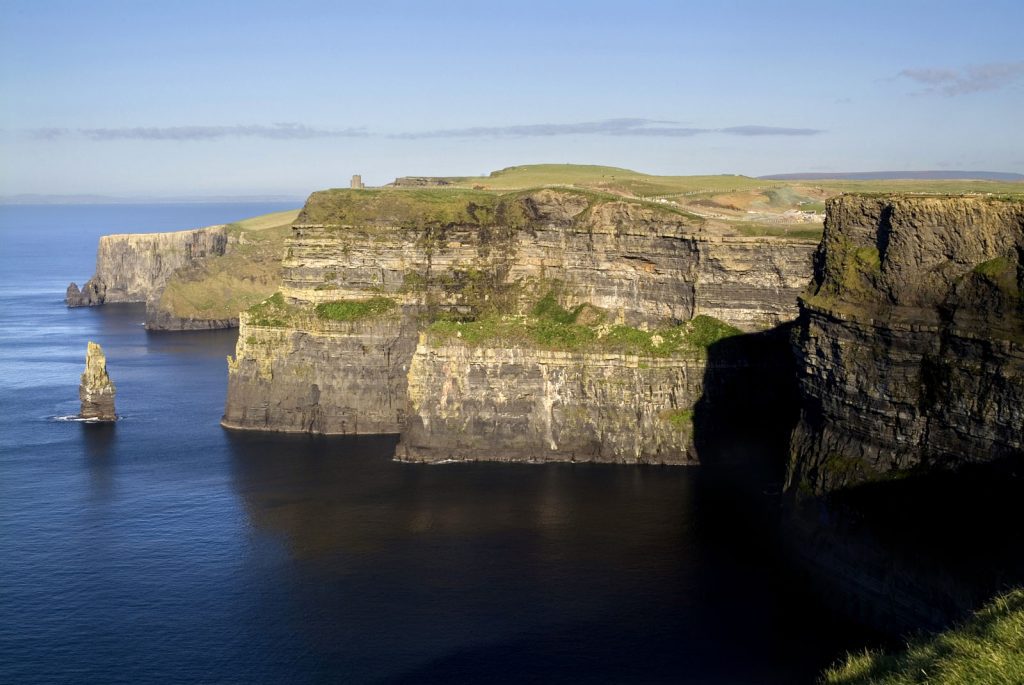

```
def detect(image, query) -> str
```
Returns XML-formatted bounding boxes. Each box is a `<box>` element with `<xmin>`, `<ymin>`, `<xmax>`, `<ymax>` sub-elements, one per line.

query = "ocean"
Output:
<box><xmin>0</xmin><ymin>203</ymin><xmax>868</xmax><ymax>684</ymax></box>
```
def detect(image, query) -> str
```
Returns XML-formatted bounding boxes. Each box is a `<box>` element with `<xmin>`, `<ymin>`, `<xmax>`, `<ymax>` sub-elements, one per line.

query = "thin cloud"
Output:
<box><xmin>26</xmin><ymin>127</ymin><xmax>72</xmax><ymax>140</ymax></box>
<box><xmin>720</xmin><ymin>125</ymin><xmax>822</xmax><ymax>136</ymax></box>
<box><xmin>23</xmin><ymin>118</ymin><xmax>824</xmax><ymax>142</ymax></box>
<box><xmin>390</xmin><ymin>118</ymin><xmax>822</xmax><ymax>139</ymax></box>
<box><xmin>898</xmin><ymin>61</ymin><xmax>1024</xmax><ymax>96</ymax></box>
<box><xmin>27</xmin><ymin>123</ymin><xmax>368</xmax><ymax>141</ymax></box>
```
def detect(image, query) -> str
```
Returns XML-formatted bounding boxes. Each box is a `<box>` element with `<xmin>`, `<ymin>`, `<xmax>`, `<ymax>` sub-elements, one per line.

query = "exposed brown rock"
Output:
<box><xmin>225</xmin><ymin>188</ymin><xmax>815</xmax><ymax>460</ymax></box>
<box><xmin>788</xmin><ymin>194</ymin><xmax>1024</xmax><ymax>494</ymax></box>
<box><xmin>79</xmin><ymin>341</ymin><xmax>116</xmax><ymax>421</ymax></box>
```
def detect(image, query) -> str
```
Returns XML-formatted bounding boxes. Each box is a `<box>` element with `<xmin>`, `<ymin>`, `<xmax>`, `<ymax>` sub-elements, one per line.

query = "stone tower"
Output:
<box><xmin>350</xmin><ymin>174</ymin><xmax>365</xmax><ymax>189</ymax></box>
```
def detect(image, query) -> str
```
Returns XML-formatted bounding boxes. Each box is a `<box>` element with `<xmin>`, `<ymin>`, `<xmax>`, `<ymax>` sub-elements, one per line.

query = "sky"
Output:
<box><xmin>1</xmin><ymin>0</ymin><xmax>1022</xmax><ymax>198</ymax></box>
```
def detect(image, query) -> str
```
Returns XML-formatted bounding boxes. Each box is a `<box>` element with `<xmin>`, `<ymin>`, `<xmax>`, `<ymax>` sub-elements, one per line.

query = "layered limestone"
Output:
<box><xmin>787</xmin><ymin>194</ymin><xmax>1024</xmax><ymax>494</ymax></box>
<box><xmin>224</xmin><ymin>188</ymin><xmax>814</xmax><ymax>456</ymax></box>
<box><xmin>280</xmin><ymin>188</ymin><xmax>813</xmax><ymax>329</ymax></box>
<box><xmin>79</xmin><ymin>341</ymin><xmax>116</xmax><ymax>421</ymax></box>
<box><xmin>223</xmin><ymin>307</ymin><xmax>418</xmax><ymax>434</ymax></box>
<box><xmin>397</xmin><ymin>342</ymin><xmax>701</xmax><ymax>464</ymax></box>
<box><xmin>695</xmin><ymin>237</ymin><xmax>814</xmax><ymax>329</ymax></box>
<box><xmin>67</xmin><ymin>226</ymin><xmax>228</xmax><ymax>307</ymax></box>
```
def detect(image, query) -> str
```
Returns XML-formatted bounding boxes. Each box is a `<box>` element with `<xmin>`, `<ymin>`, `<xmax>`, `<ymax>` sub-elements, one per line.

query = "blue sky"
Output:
<box><xmin>1</xmin><ymin>0</ymin><xmax>1022</xmax><ymax>197</ymax></box>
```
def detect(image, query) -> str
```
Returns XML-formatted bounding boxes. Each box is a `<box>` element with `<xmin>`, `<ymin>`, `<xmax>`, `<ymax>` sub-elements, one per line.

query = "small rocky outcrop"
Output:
<box><xmin>79</xmin><ymin>341</ymin><xmax>116</xmax><ymax>421</ymax></box>
<box><xmin>66</xmin><ymin>276</ymin><xmax>106</xmax><ymax>307</ymax></box>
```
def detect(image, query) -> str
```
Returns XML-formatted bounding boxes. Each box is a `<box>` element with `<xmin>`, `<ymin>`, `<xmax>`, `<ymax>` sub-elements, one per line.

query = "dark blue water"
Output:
<box><xmin>0</xmin><ymin>204</ymin><xmax>865</xmax><ymax>683</ymax></box>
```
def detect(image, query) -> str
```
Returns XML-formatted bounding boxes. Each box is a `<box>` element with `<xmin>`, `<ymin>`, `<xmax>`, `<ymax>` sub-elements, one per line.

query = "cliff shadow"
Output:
<box><xmin>787</xmin><ymin>454</ymin><xmax>1024</xmax><ymax>635</ymax></box>
<box><xmin>692</xmin><ymin>322</ymin><xmax>800</xmax><ymax>489</ymax></box>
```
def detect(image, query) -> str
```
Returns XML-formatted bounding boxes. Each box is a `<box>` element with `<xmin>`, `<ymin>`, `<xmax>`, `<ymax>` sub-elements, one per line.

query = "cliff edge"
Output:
<box><xmin>224</xmin><ymin>187</ymin><xmax>815</xmax><ymax>464</ymax></box>
<box><xmin>787</xmin><ymin>194</ymin><xmax>1024</xmax><ymax>494</ymax></box>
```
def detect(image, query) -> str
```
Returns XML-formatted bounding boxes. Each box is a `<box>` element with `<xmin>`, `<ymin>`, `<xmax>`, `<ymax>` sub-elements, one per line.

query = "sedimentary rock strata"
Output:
<box><xmin>397</xmin><ymin>342</ymin><xmax>702</xmax><ymax>464</ymax></box>
<box><xmin>79</xmin><ymin>341</ymin><xmax>116</xmax><ymax>421</ymax></box>
<box><xmin>787</xmin><ymin>194</ymin><xmax>1024</xmax><ymax>494</ymax></box>
<box><xmin>224</xmin><ymin>187</ymin><xmax>815</xmax><ymax>462</ymax></box>
<box><xmin>66</xmin><ymin>226</ymin><xmax>227</xmax><ymax>307</ymax></box>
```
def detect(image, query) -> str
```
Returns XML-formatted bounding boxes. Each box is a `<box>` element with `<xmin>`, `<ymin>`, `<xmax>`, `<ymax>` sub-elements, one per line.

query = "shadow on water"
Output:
<box><xmin>692</xmin><ymin>322</ymin><xmax>800</xmax><ymax>485</ymax></box>
<box><xmin>795</xmin><ymin>455</ymin><xmax>1024</xmax><ymax>634</ymax></box>
<box><xmin>82</xmin><ymin>422</ymin><xmax>117</xmax><ymax>499</ymax></box>
<box><xmin>222</xmin><ymin>410</ymin><xmax>872</xmax><ymax>683</ymax></box>
<box><xmin>687</xmin><ymin>322</ymin><xmax>879</xmax><ymax>663</ymax></box>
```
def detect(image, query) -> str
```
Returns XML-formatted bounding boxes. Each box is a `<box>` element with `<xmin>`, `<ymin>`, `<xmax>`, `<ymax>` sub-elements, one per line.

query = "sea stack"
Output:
<box><xmin>79</xmin><ymin>341</ymin><xmax>116</xmax><ymax>421</ymax></box>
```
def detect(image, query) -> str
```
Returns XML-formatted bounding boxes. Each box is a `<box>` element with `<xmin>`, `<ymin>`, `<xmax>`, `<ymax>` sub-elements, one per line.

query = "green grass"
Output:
<box><xmin>229</xmin><ymin>208</ymin><xmax>300</xmax><ymax>232</ymax></box>
<box><xmin>314</xmin><ymin>296</ymin><xmax>397</xmax><ymax>321</ymax></box>
<box><xmin>155</xmin><ymin>208</ymin><xmax>299</xmax><ymax>322</ymax></box>
<box><xmin>440</xmin><ymin>164</ymin><xmax>773</xmax><ymax>197</ymax></box>
<box><xmin>661</xmin><ymin>409</ymin><xmax>694</xmax><ymax>431</ymax></box>
<box><xmin>297</xmin><ymin>188</ymin><xmax>499</xmax><ymax>227</ymax></box>
<box><xmin>823</xmin><ymin>589</ymin><xmax>1024</xmax><ymax>684</ymax></box>
<box><xmin>808</xmin><ymin>179</ymin><xmax>1024</xmax><ymax>196</ymax></box>
<box><xmin>296</xmin><ymin>184</ymin><xmax>699</xmax><ymax>229</ymax></box>
<box><xmin>397</xmin><ymin>164</ymin><xmax>1024</xmax><ymax>200</ymax></box>
<box><xmin>972</xmin><ymin>255</ymin><xmax>1020</xmax><ymax>299</ymax></box>
<box><xmin>245</xmin><ymin>292</ymin><xmax>295</xmax><ymax>327</ymax></box>
<box><xmin>730</xmin><ymin>222</ymin><xmax>824</xmax><ymax>241</ymax></box>
<box><xmin>426</xmin><ymin>289</ymin><xmax>742</xmax><ymax>356</ymax></box>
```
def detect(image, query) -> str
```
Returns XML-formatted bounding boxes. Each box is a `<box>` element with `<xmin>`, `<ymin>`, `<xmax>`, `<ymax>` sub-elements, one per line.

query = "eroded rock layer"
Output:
<box><xmin>224</xmin><ymin>188</ymin><xmax>814</xmax><ymax>456</ymax></box>
<box><xmin>79</xmin><ymin>341</ymin><xmax>116</xmax><ymax>421</ymax></box>
<box><xmin>788</xmin><ymin>195</ymin><xmax>1024</xmax><ymax>494</ymax></box>
<box><xmin>280</xmin><ymin>188</ymin><xmax>813</xmax><ymax>329</ymax></box>
<box><xmin>398</xmin><ymin>343</ymin><xmax>701</xmax><ymax>464</ymax></box>
<box><xmin>224</xmin><ymin>312</ymin><xmax>417</xmax><ymax>434</ymax></box>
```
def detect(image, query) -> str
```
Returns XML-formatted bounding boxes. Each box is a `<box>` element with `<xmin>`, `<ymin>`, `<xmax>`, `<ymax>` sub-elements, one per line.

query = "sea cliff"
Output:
<box><xmin>782</xmin><ymin>193</ymin><xmax>1024</xmax><ymax>635</ymax></box>
<box><xmin>66</xmin><ymin>210</ymin><xmax>297</xmax><ymax>330</ymax></box>
<box><xmin>787</xmin><ymin>194</ymin><xmax>1024</xmax><ymax>494</ymax></box>
<box><xmin>223</xmin><ymin>187</ymin><xmax>815</xmax><ymax>464</ymax></box>
<box><xmin>67</xmin><ymin>226</ymin><xmax>228</xmax><ymax>306</ymax></box>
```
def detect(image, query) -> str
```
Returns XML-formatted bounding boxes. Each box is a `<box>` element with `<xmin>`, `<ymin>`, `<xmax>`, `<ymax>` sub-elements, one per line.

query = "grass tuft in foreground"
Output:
<box><xmin>824</xmin><ymin>588</ymin><xmax>1024</xmax><ymax>685</ymax></box>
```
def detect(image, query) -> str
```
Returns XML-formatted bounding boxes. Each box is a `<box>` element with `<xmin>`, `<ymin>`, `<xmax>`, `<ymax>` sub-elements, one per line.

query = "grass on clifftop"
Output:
<box><xmin>730</xmin><ymin>221</ymin><xmax>824</xmax><ymax>242</ymax></box>
<box><xmin>398</xmin><ymin>164</ymin><xmax>1024</xmax><ymax>199</ymax></box>
<box><xmin>245</xmin><ymin>293</ymin><xmax>400</xmax><ymax>327</ymax></box>
<box><xmin>157</xmin><ymin>208</ymin><xmax>299</xmax><ymax>321</ymax></box>
<box><xmin>426</xmin><ymin>291</ymin><xmax>741</xmax><ymax>357</ymax></box>
<box><xmin>315</xmin><ymin>296</ymin><xmax>397</xmax><ymax>321</ymax></box>
<box><xmin>297</xmin><ymin>188</ymin><xmax>499</xmax><ymax>227</ymax></box>
<box><xmin>295</xmin><ymin>185</ymin><xmax>699</xmax><ymax>229</ymax></box>
<box><xmin>824</xmin><ymin>589</ymin><xmax>1024</xmax><ymax>685</ymax></box>
<box><xmin>440</xmin><ymin>164</ymin><xmax>771</xmax><ymax>197</ymax></box>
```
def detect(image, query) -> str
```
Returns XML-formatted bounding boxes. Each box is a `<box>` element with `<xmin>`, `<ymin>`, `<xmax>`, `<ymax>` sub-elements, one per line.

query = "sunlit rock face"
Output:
<box><xmin>224</xmin><ymin>188</ymin><xmax>815</xmax><ymax>462</ymax></box>
<box><xmin>79</xmin><ymin>341</ymin><xmax>116</xmax><ymax>422</ymax></box>
<box><xmin>788</xmin><ymin>194</ymin><xmax>1024</xmax><ymax>494</ymax></box>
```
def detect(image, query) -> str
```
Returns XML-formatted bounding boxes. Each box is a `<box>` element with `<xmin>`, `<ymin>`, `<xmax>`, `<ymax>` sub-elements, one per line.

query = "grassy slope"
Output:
<box><xmin>434</xmin><ymin>164</ymin><xmax>1024</xmax><ymax>198</ymax></box>
<box><xmin>824</xmin><ymin>589</ymin><xmax>1024</xmax><ymax>685</ymax></box>
<box><xmin>156</xmin><ymin>209</ymin><xmax>299</xmax><ymax>321</ymax></box>
<box><xmin>441</xmin><ymin>163</ymin><xmax>771</xmax><ymax>196</ymax></box>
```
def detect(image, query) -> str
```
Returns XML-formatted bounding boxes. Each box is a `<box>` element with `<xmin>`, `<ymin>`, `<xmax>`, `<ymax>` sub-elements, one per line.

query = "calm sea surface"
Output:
<box><xmin>0</xmin><ymin>204</ymin><xmax>866</xmax><ymax>683</ymax></box>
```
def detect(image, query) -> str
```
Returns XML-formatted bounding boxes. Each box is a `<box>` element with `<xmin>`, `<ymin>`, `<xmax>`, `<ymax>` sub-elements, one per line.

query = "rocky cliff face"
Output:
<box><xmin>398</xmin><ymin>341</ymin><xmax>701</xmax><ymax>464</ymax></box>
<box><xmin>224</xmin><ymin>188</ymin><xmax>814</xmax><ymax>460</ymax></box>
<box><xmin>79</xmin><ymin>341</ymin><xmax>116</xmax><ymax>421</ymax></box>
<box><xmin>224</xmin><ymin>307</ymin><xmax>417</xmax><ymax>434</ymax></box>
<box><xmin>787</xmin><ymin>195</ymin><xmax>1024</xmax><ymax>494</ymax></box>
<box><xmin>67</xmin><ymin>226</ymin><xmax>228</xmax><ymax>308</ymax></box>
<box><xmin>280</xmin><ymin>188</ymin><xmax>813</xmax><ymax>329</ymax></box>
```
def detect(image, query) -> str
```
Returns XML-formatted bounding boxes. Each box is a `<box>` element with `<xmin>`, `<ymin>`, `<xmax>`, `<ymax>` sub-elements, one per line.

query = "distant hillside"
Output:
<box><xmin>760</xmin><ymin>170</ymin><xmax>1024</xmax><ymax>181</ymax></box>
